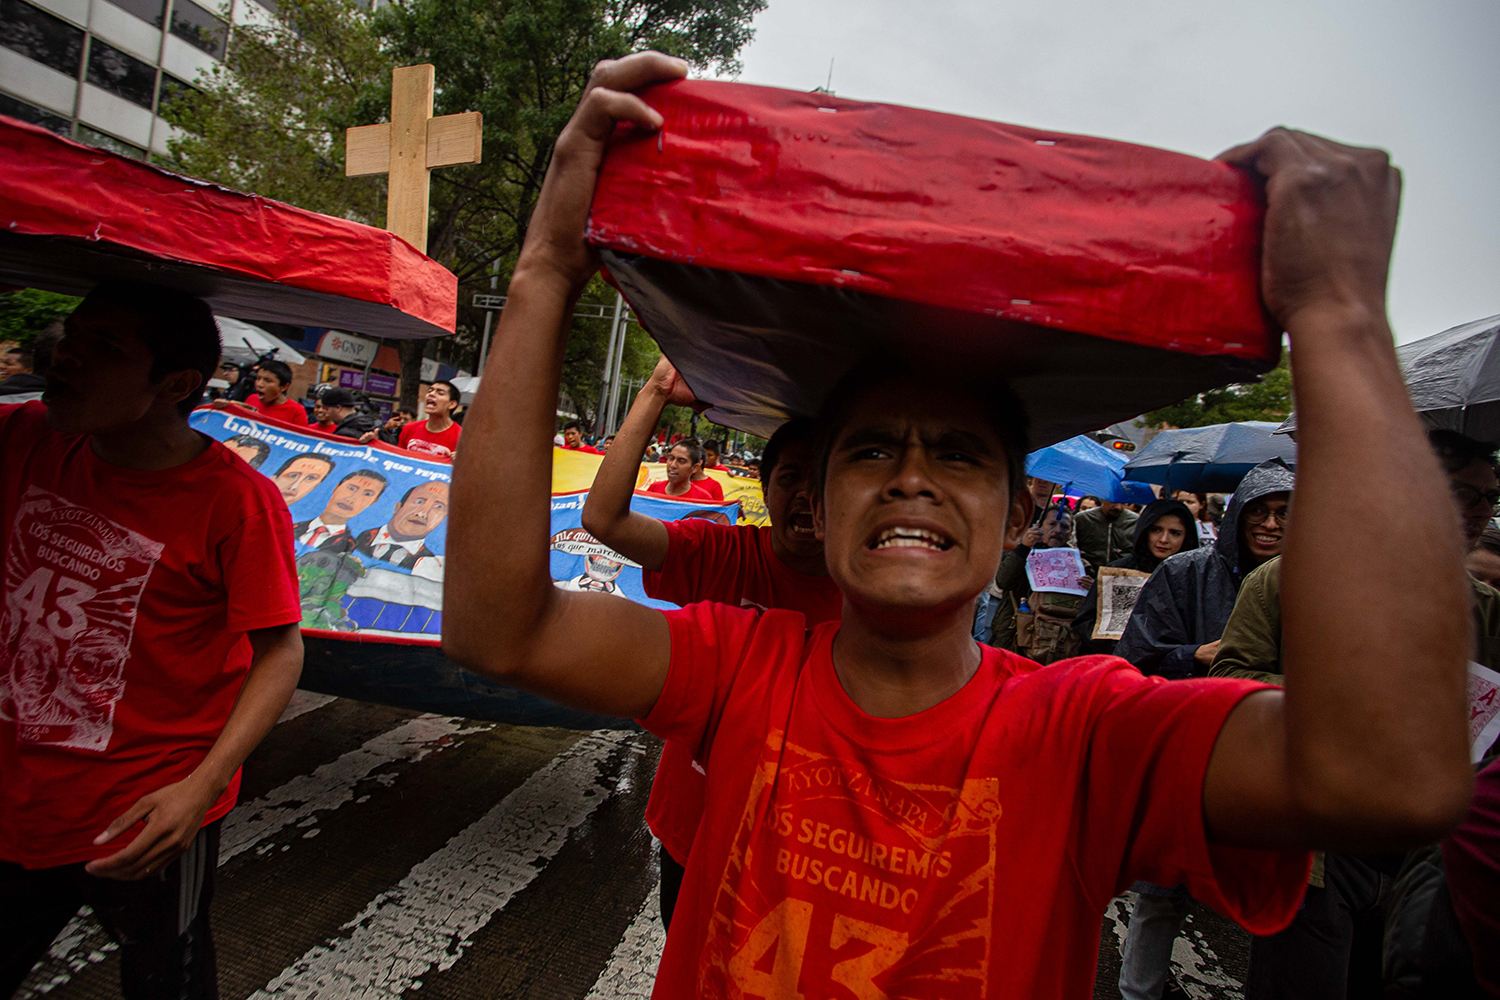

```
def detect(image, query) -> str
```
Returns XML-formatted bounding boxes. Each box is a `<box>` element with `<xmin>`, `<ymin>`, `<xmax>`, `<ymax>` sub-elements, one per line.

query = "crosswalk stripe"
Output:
<box><xmin>17</xmin><ymin>710</ymin><xmax>481</xmax><ymax>1000</ymax></box>
<box><xmin>276</xmin><ymin>690</ymin><xmax>339</xmax><ymax>725</ymax></box>
<box><xmin>583</xmin><ymin>878</ymin><xmax>665</xmax><ymax>1000</ymax></box>
<box><xmin>251</xmin><ymin>730</ymin><xmax>639</xmax><ymax>1000</ymax></box>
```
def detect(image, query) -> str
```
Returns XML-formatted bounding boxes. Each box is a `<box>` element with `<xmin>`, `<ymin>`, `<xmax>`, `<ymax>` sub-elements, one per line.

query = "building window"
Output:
<box><xmin>0</xmin><ymin>0</ymin><xmax>85</xmax><ymax>78</ymax></box>
<box><xmin>169</xmin><ymin>0</ymin><xmax>227</xmax><ymax>59</ymax></box>
<box><xmin>0</xmin><ymin>90</ymin><xmax>71</xmax><ymax>135</ymax></box>
<box><xmin>86</xmin><ymin>38</ymin><xmax>156</xmax><ymax>109</ymax></box>
<box><xmin>102</xmin><ymin>0</ymin><xmax>165</xmax><ymax>28</ymax></box>
<box><xmin>156</xmin><ymin>72</ymin><xmax>195</xmax><ymax>115</ymax></box>
<box><xmin>77</xmin><ymin>123</ymin><xmax>145</xmax><ymax>158</ymax></box>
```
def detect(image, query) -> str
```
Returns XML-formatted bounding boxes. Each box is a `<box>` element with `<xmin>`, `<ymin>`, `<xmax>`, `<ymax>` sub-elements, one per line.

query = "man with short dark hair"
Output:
<box><xmin>703</xmin><ymin>439</ymin><xmax>728</xmax><ymax>472</ymax></box>
<box><xmin>560</xmin><ymin>419</ymin><xmax>600</xmax><ymax>453</ymax></box>
<box><xmin>353</xmin><ymin>481</ymin><xmax>448</xmax><ymax>579</ymax></box>
<box><xmin>0</xmin><ymin>281</ymin><xmax>302</xmax><ymax>999</ymax></box>
<box><xmin>293</xmin><ymin>469</ymin><xmax>388</xmax><ymax>552</ymax></box>
<box><xmin>1073</xmin><ymin>497</ymin><xmax>1138</xmax><ymax>575</ymax></box>
<box><xmin>215</xmin><ymin>359</ymin><xmax>307</xmax><ymax>426</ymax></box>
<box><xmin>1</xmin><ymin>346</ymin><xmax>30</xmax><ymax>381</ymax></box>
<box><xmin>270</xmin><ymin>453</ymin><xmax>335</xmax><ymax>508</ymax></box>
<box><xmin>0</xmin><ymin>323</ymin><xmax>60</xmax><ymax>403</ymax></box>
<box><xmin>395</xmin><ymin>381</ymin><xmax>462</xmax><ymax>459</ymax></box>
<box><xmin>445</xmin><ymin>56</ymin><xmax>1473</xmax><ymax>999</ymax></box>
<box><xmin>582</xmin><ymin>356</ymin><xmax>838</xmax><ymax>928</ymax></box>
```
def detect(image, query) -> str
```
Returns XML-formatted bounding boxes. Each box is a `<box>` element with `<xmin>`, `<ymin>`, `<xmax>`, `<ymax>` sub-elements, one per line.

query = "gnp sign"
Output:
<box><xmin>317</xmin><ymin>330</ymin><xmax>378</xmax><ymax>365</ymax></box>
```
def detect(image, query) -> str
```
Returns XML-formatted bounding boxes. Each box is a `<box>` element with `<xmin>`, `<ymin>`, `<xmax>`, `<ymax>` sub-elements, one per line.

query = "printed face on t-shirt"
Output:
<box><xmin>274</xmin><ymin>457</ymin><xmax>333</xmax><ymax>506</ymax></box>
<box><xmin>320</xmin><ymin>473</ymin><xmax>386</xmax><ymax>526</ymax></box>
<box><xmin>388</xmin><ymin>482</ymin><xmax>449</xmax><ymax>540</ymax></box>
<box><xmin>814</xmin><ymin>381</ymin><xmax>1024</xmax><ymax>617</ymax></box>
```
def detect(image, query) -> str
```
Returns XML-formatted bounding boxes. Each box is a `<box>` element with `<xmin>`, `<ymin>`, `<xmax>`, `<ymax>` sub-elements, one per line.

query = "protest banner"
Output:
<box><xmin>1091</xmin><ymin>567</ymin><xmax>1151</xmax><ymax>641</ymax></box>
<box><xmin>191</xmin><ymin>409</ymin><xmax>741</xmax><ymax>646</ymax></box>
<box><xmin>1025</xmin><ymin>547</ymin><xmax>1087</xmax><ymax>597</ymax></box>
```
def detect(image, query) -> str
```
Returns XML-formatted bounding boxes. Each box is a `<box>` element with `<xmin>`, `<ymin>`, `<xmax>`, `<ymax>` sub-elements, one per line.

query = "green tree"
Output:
<box><xmin>164</xmin><ymin>0</ymin><xmax>764</xmax><ymax>419</ymax></box>
<box><xmin>1142</xmin><ymin>353</ymin><xmax>1292</xmax><ymax>429</ymax></box>
<box><xmin>0</xmin><ymin>289</ymin><xmax>80</xmax><ymax>347</ymax></box>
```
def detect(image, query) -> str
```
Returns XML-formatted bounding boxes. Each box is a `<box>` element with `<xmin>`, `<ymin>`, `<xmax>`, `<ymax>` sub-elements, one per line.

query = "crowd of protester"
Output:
<box><xmin>3</xmin><ymin>51</ymin><xmax>1498</xmax><ymax>1000</ymax></box>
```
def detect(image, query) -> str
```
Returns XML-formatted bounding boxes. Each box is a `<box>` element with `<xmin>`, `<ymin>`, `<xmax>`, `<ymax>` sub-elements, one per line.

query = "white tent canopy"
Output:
<box><xmin>217</xmin><ymin>316</ymin><xmax>307</xmax><ymax>366</ymax></box>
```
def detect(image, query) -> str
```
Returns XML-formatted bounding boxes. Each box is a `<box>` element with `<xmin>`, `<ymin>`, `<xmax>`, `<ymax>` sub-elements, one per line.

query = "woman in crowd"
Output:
<box><xmin>1174</xmin><ymin>489</ymin><xmax>1218</xmax><ymax>542</ymax></box>
<box><xmin>1072</xmin><ymin>497</ymin><xmax>1199</xmax><ymax>656</ymax></box>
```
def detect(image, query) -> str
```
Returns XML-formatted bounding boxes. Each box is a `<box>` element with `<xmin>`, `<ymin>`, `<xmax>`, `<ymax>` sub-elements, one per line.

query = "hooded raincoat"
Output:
<box><xmin>1114</xmin><ymin>459</ymin><xmax>1295</xmax><ymax>678</ymax></box>
<box><xmin>1071</xmin><ymin>497</ymin><xmax>1200</xmax><ymax>656</ymax></box>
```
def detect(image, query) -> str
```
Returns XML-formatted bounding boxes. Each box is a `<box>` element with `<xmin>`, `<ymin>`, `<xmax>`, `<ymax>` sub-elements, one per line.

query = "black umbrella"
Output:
<box><xmin>1279</xmin><ymin>315</ymin><xmax>1500</xmax><ymax>441</ymax></box>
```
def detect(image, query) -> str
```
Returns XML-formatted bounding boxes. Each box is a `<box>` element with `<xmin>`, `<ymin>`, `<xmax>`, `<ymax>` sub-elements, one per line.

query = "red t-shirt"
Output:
<box><xmin>245</xmin><ymin>394</ymin><xmax>309</xmax><ymax>426</ymax></box>
<box><xmin>399</xmin><ymin>419</ymin><xmax>462</xmax><ymax>460</ymax></box>
<box><xmin>691</xmin><ymin>475</ymin><xmax>726</xmax><ymax>501</ymax></box>
<box><xmin>0</xmin><ymin>402</ymin><xmax>301</xmax><ymax>868</ymax></box>
<box><xmin>314</xmin><ymin>420</ymin><xmax>337</xmax><ymax>434</ymax></box>
<box><xmin>563</xmin><ymin>442</ymin><xmax>602</xmax><ymax>455</ymax></box>
<box><xmin>642</xmin><ymin>520</ymin><xmax>842</xmax><ymax>864</ymax></box>
<box><xmin>641</xmin><ymin>603</ymin><xmax>1310</xmax><ymax>999</ymax></box>
<box><xmin>646</xmin><ymin>479</ymin><xmax>715</xmax><ymax>501</ymax></box>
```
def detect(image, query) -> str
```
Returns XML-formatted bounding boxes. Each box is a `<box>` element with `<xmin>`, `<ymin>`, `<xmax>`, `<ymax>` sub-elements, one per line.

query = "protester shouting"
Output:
<box><xmin>0</xmin><ymin>282</ymin><xmax>303</xmax><ymax>999</ymax></box>
<box><xmin>581</xmin><ymin>356</ymin><xmax>839</xmax><ymax>928</ymax></box>
<box><xmin>444</xmin><ymin>53</ymin><xmax>1472</xmax><ymax>1000</ymax></box>
<box><xmin>213</xmin><ymin>358</ymin><xmax>308</xmax><ymax>426</ymax></box>
<box><xmin>1072</xmin><ymin>497</ymin><xmax>1199</xmax><ymax>657</ymax></box>
<box><xmin>397</xmin><ymin>381</ymin><xmax>463</xmax><ymax>459</ymax></box>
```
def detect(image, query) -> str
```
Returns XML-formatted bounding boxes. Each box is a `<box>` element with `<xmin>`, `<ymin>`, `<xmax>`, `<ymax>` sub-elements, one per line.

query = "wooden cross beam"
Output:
<box><xmin>345</xmin><ymin>64</ymin><xmax>482</xmax><ymax>254</ymax></box>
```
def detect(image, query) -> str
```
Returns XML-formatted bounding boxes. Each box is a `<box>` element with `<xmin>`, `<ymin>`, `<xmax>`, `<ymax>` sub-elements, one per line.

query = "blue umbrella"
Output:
<box><xmin>1026</xmin><ymin>435</ymin><xmax>1157</xmax><ymax>504</ymax></box>
<box><xmin>1122</xmin><ymin>421</ymin><xmax>1296</xmax><ymax>493</ymax></box>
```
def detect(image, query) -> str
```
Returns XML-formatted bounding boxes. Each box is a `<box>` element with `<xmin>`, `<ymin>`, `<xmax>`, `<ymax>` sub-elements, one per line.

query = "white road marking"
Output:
<box><xmin>584</xmin><ymin>879</ymin><xmax>665</xmax><ymax>1000</ymax></box>
<box><xmin>251</xmin><ymin>730</ymin><xmax>638</xmax><ymax>1000</ymax></box>
<box><xmin>17</xmin><ymin>713</ymin><xmax>481</xmax><ymax>1000</ymax></box>
<box><xmin>277</xmin><ymin>690</ymin><xmax>339</xmax><ymax>724</ymax></box>
<box><xmin>1105</xmin><ymin>893</ymin><xmax>1245</xmax><ymax>1000</ymax></box>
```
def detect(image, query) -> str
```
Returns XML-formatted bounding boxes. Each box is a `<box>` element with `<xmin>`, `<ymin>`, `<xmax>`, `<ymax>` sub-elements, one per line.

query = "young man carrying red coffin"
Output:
<box><xmin>0</xmin><ymin>282</ymin><xmax>304</xmax><ymax>1000</ymax></box>
<box><xmin>445</xmin><ymin>54</ymin><xmax>1473</xmax><ymax>999</ymax></box>
<box><xmin>582</xmin><ymin>358</ymin><xmax>840</xmax><ymax>928</ymax></box>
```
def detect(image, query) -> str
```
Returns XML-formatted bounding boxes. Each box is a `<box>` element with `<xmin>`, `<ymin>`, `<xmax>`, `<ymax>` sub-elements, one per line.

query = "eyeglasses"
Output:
<box><xmin>1242</xmin><ymin>502</ymin><xmax>1290</xmax><ymax>526</ymax></box>
<box><xmin>1452</xmin><ymin>484</ymin><xmax>1500</xmax><ymax>515</ymax></box>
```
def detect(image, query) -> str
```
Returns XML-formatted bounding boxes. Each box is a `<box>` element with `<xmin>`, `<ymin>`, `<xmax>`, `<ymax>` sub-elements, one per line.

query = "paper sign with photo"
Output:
<box><xmin>1025</xmin><ymin>547</ymin><xmax>1087</xmax><ymax>597</ymax></box>
<box><xmin>1092</xmin><ymin>567</ymin><xmax>1151</xmax><ymax>641</ymax></box>
<box><xmin>1470</xmin><ymin>661</ymin><xmax>1500</xmax><ymax>763</ymax></box>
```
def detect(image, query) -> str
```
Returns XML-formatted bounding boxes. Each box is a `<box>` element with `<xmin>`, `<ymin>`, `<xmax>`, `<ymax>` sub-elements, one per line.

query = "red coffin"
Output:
<box><xmin>587</xmin><ymin>80</ymin><xmax>1279</xmax><ymax>447</ymax></box>
<box><xmin>0</xmin><ymin>116</ymin><xmax>455</xmax><ymax>338</ymax></box>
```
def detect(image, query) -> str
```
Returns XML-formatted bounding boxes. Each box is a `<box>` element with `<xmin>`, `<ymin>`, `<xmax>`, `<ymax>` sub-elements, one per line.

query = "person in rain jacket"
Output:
<box><xmin>1115</xmin><ymin>458</ymin><xmax>1295</xmax><ymax>678</ymax></box>
<box><xmin>1071</xmin><ymin>497</ymin><xmax>1200</xmax><ymax>657</ymax></box>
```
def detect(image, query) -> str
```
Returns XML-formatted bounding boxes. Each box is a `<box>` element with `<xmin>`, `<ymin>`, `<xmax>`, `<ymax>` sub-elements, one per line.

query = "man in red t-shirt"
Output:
<box><xmin>0</xmin><ymin>282</ymin><xmax>303</xmax><ymax>999</ymax></box>
<box><xmin>647</xmin><ymin>438</ymin><xmax>715</xmax><ymax>500</ymax></box>
<box><xmin>703</xmin><ymin>438</ymin><xmax>730</xmax><ymax>473</ymax></box>
<box><xmin>583</xmin><ymin>358</ymin><xmax>839</xmax><ymax>927</ymax></box>
<box><xmin>686</xmin><ymin>438</ymin><xmax>728</xmax><ymax>501</ymax></box>
<box><xmin>444</xmin><ymin>56</ymin><xmax>1474</xmax><ymax>1000</ymax></box>
<box><xmin>214</xmin><ymin>358</ymin><xmax>309</xmax><ymax>426</ymax></box>
<box><xmin>395</xmin><ymin>380</ymin><xmax>463</xmax><ymax>459</ymax></box>
<box><xmin>561</xmin><ymin>420</ymin><xmax>602</xmax><ymax>454</ymax></box>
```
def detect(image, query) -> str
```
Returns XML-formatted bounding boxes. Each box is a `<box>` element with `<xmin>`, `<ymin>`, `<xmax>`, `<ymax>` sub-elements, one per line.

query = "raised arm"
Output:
<box><xmin>580</xmin><ymin>356</ymin><xmax>699</xmax><ymax>570</ymax></box>
<box><xmin>443</xmin><ymin>54</ymin><xmax>688</xmax><ymax>719</ymax></box>
<box><xmin>1204</xmin><ymin>130</ymin><xmax>1472</xmax><ymax>850</ymax></box>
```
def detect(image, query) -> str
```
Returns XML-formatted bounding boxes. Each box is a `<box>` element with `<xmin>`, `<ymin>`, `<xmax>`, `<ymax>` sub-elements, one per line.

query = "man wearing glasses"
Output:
<box><xmin>1110</xmin><ymin>458</ymin><xmax>1295</xmax><ymax>1000</ymax></box>
<box><xmin>1207</xmin><ymin>431</ymin><xmax>1500</xmax><ymax>997</ymax></box>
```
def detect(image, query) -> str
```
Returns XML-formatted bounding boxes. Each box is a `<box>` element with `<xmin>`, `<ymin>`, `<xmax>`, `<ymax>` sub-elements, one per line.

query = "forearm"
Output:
<box><xmin>192</xmin><ymin>625</ymin><xmax>302</xmax><ymax>795</ymax></box>
<box><xmin>445</xmin><ymin>268</ymin><xmax>576</xmax><ymax>669</ymax></box>
<box><xmin>1282</xmin><ymin>307</ymin><xmax>1470</xmax><ymax>831</ymax></box>
<box><xmin>580</xmin><ymin>384</ymin><xmax>670</xmax><ymax>569</ymax></box>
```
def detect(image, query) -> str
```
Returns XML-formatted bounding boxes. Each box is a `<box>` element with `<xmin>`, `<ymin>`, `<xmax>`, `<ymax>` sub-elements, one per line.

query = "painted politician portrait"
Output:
<box><xmin>353</xmin><ymin>481</ymin><xmax>449</xmax><ymax>580</ymax></box>
<box><xmin>272</xmin><ymin>453</ymin><xmax>336</xmax><ymax>507</ymax></box>
<box><xmin>293</xmin><ymin>469</ymin><xmax>388</xmax><ymax>553</ymax></box>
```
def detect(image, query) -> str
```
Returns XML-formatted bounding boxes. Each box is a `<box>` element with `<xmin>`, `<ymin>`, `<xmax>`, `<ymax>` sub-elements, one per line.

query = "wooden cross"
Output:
<box><xmin>345</xmin><ymin>64</ymin><xmax>482</xmax><ymax>254</ymax></box>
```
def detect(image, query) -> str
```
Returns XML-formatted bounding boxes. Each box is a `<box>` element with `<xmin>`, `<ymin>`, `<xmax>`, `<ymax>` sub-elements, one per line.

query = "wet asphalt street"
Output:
<box><xmin>18</xmin><ymin>691</ymin><xmax>1254</xmax><ymax>1000</ymax></box>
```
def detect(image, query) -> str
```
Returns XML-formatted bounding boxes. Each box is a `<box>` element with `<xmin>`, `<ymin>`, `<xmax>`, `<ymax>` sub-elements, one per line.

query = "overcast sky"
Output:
<box><xmin>713</xmin><ymin>0</ymin><xmax>1498</xmax><ymax>344</ymax></box>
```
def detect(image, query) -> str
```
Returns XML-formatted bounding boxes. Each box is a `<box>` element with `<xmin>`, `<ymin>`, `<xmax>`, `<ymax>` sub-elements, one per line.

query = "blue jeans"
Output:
<box><xmin>1119</xmin><ymin>884</ymin><xmax>1191</xmax><ymax>1000</ymax></box>
<box><xmin>973</xmin><ymin>592</ymin><xmax>1000</xmax><ymax>644</ymax></box>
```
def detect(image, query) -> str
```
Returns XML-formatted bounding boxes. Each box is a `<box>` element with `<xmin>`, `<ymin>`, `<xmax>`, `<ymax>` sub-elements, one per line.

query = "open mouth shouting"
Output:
<box><xmin>869</xmin><ymin>525</ymin><xmax>955</xmax><ymax>552</ymax></box>
<box><xmin>788</xmin><ymin>506</ymin><xmax>816</xmax><ymax>538</ymax></box>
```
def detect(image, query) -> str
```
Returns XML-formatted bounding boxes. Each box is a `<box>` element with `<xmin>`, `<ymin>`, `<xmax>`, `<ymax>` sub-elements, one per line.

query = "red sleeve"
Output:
<box><xmin>642</xmin><ymin>518</ymin><xmax>740</xmax><ymax>605</ymax></box>
<box><xmin>1073</xmin><ymin>663</ymin><xmax>1311</xmax><ymax>934</ymax></box>
<box><xmin>398</xmin><ymin>423</ymin><xmax>415</xmax><ymax>447</ymax></box>
<box><xmin>639</xmin><ymin>601</ymin><xmax>767</xmax><ymax>759</ymax></box>
<box><xmin>217</xmin><ymin>494</ymin><xmax>302</xmax><ymax>633</ymax></box>
<box><xmin>698</xmin><ymin>477</ymin><xmax>725</xmax><ymax>501</ymax></box>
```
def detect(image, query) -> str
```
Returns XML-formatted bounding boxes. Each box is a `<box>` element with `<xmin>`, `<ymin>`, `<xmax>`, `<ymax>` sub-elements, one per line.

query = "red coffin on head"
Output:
<box><xmin>586</xmin><ymin>80</ymin><xmax>1279</xmax><ymax>447</ymax></box>
<box><xmin>0</xmin><ymin>115</ymin><xmax>455</xmax><ymax>339</ymax></box>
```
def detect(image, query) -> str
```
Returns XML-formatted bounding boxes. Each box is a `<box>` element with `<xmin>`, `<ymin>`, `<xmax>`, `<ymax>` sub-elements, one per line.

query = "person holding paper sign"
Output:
<box><xmin>984</xmin><ymin>505</ymin><xmax>1088</xmax><ymax>661</ymax></box>
<box><xmin>444</xmin><ymin>53</ymin><xmax>1472</xmax><ymax>1000</ymax></box>
<box><xmin>1072</xmin><ymin>497</ymin><xmax>1200</xmax><ymax>657</ymax></box>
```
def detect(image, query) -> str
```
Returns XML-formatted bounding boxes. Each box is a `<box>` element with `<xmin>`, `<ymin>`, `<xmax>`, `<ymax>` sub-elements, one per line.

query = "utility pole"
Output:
<box><xmin>596</xmin><ymin>292</ymin><xmax>624</xmax><ymax>433</ymax></box>
<box><xmin>478</xmin><ymin>257</ymin><xmax>499</xmax><ymax>371</ymax></box>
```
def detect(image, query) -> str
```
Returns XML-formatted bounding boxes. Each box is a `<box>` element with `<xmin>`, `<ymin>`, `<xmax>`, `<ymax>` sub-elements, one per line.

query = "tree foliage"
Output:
<box><xmin>163</xmin><ymin>0</ymin><xmax>763</xmax><ymax>419</ymax></box>
<box><xmin>0</xmin><ymin>289</ymin><xmax>80</xmax><ymax>347</ymax></box>
<box><xmin>1142</xmin><ymin>353</ymin><xmax>1292</xmax><ymax>429</ymax></box>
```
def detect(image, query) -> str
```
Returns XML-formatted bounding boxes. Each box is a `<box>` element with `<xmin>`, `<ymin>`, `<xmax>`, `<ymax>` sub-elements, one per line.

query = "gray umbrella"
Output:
<box><xmin>1278</xmin><ymin>315</ymin><xmax>1500</xmax><ymax>441</ymax></box>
